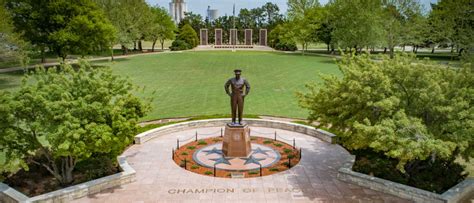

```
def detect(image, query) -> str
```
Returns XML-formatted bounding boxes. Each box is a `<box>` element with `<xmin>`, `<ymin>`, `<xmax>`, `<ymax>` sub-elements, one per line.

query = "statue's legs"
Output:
<box><xmin>231</xmin><ymin>95</ymin><xmax>238</xmax><ymax>123</ymax></box>
<box><xmin>237</xmin><ymin>96</ymin><xmax>244</xmax><ymax>124</ymax></box>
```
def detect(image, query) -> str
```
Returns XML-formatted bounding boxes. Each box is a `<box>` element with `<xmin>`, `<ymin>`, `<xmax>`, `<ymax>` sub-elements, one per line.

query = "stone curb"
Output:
<box><xmin>337</xmin><ymin>156</ymin><xmax>474</xmax><ymax>203</ymax></box>
<box><xmin>134</xmin><ymin>118</ymin><xmax>336</xmax><ymax>144</ymax></box>
<box><xmin>0</xmin><ymin>156</ymin><xmax>136</xmax><ymax>203</ymax></box>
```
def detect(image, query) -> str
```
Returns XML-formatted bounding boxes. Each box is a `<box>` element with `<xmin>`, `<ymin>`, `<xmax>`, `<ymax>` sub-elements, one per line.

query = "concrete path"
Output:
<box><xmin>73</xmin><ymin>127</ymin><xmax>410</xmax><ymax>203</ymax></box>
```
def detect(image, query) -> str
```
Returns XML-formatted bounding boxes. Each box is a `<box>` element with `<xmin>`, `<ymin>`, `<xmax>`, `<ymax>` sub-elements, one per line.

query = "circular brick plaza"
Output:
<box><xmin>73</xmin><ymin>123</ymin><xmax>411</xmax><ymax>202</ymax></box>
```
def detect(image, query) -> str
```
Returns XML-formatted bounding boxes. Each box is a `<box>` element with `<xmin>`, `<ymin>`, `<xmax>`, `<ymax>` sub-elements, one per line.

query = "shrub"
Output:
<box><xmin>269</xmin><ymin>168</ymin><xmax>279</xmax><ymax>172</ymax></box>
<box><xmin>170</xmin><ymin>40</ymin><xmax>191</xmax><ymax>51</ymax></box>
<box><xmin>352</xmin><ymin>149</ymin><xmax>467</xmax><ymax>193</ymax></box>
<box><xmin>181</xmin><ymin>152</ymin><xmax>188</xmax><ymax>155</ymax></box>
<box><xmin>204</xmin><ymin>171</ymin><xmax>213</xmax><ymax>175</ymax></box>
<box><xmin>0</xmin><ymin>61</ymin><xmax>149</xmax><ymax>185</ymax></box>
<box><xmin>263</xmin><ymin>140</ymin><xmax>273</xmax><ymax>144</ymax></box>
<box><xmin>197</xmin><ymin>140</ymin><xmax>207</xmax><ymax>145</ymax></box>
<box><xmin>275</xmin><ymin>42</ymin><xmax>297</xmax><ymax>51</ymax></box>
<box><xmin>186</xmin><ymin>146</ymin><xmax>196</xmax><ymax>150</ymax></box>
<box><xmin>283</xmin><ymin>149</ymin><xmax>292</xmax><ymax>154</ymax></box>
<box><xmin>176</xmin><ymin>24</ymin><xmax>198</xmax><ymax>48</ymax></box>
<box><xmin>191</xmin><ymin>165</ymin><xmax>199</xmax><ymax>169</ymax></box>
<box><xmin>248</xmin><ymin>170</ymin><xmax>259</xmax><ymax>175</ymax></box>
<box><xmin>273</xmin><ymin>143</ymin><xmax>283</xmax><ymax>147</ymax></box>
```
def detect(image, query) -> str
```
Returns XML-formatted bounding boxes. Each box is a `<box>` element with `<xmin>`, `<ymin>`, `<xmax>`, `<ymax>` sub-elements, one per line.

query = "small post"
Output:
<box><xmin>249</xmin><ymin>128</ymin><xmax>251</xmax><ymax>135</ymax></box>
<box><xmin>172</xmin><ymin>148</ymin><xmax>174</xmax><ymax>160</ymax></box>
<box><xmin>195</xmin><ymin>131</ymin><xmax>198</xmax><ymax>141</ymax></box>
<box><xmin>299</xmin><ymin>148</ymin><xmax>302</xmax><ymax>159</ymax></box>
<box><xmin>184</xmin><ymin>158</ymin><xmax>187</xmax><ymax>169</ymax></box>
<box><xmin>288</xmin><ymin>156</ymin><xmax>292</xmax><ymax>168</ymax></box>
<box><xmin>220</xmin><ymin>128</ymin><xmax>223</xmax><ymax>137</ymax></box>
<box><xmin>177</xmin><ymin>139</ymin><xmax>179</xmax><ymax>149</ymax></box>
<box><xmin>259</xmin><ymin>164</ymin><xmax>262</xmax><ymax>176</ymax></box>
<box><xmin>274</xmin><ymin>131</ymin><xmax>277</xmax><ymax>141</ymax></box>
<box><xmin>293</xmin><ymin>138</ymin><xmax>296</xmax><ymax>149</ymax></box>
<box><xmin>214</xmin><ymin>164</ymin><xmax>216</xmax><ymax>177</ymax></box>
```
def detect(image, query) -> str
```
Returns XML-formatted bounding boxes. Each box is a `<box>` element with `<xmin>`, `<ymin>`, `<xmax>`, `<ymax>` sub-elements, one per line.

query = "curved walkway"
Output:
<box><xmin>73</xmin><ymin>127</ymin><xmax>410</xmax><ymax>203</ymax></box>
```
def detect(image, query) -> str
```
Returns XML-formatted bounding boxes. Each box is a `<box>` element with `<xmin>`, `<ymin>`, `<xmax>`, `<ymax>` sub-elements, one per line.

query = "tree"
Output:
<box><xmin>0</xmin><ymin>61</ymin><xmax>149</xmax><ymax>185</ymax></box>
<box><xmin>381</xmin><ymin>0</ymin><xmax>423</xmax><ymax>58</ymax></box>
<box><xmin>262</xmin><ymin>2</ymin><xmax>283</xmax><ymax>28</ymax></box>
<box><xmin>176</xmin><ymin>24</ymin><xmax>199</xmax><ymax>49</ymax></box>
<box><xmin>298</xmin><ymin>53</ymin><xmax>473</xmax><ymax>173</ymax></box>
<box><xmin>0</xmin><ymin>0</ymin><xmax>28</xmax><ymax>66</ymax></box>
<box><xmin>6</xmin><ymin>0</ymin><xmax>116</xmax><ymax>60</ymax></box>
<box><xmin>146</xmin><ymin>6</ymin><xmax>176</xmax><ymax>51</ymax></box>
<box><xmin>287</xmin><ymin>0</ymin><xmax>320</xmax><ymax>19</ymax></box>
<box><xmin>287</xmin><ymin>6</ymin><xmax>322</xmax><ymax>54</ymax></box>
<box><xmin>179</xmin><ymin>12</ymin><xmax>205</xmax><ymax>34</ymax></box>
<box><xmin>327</xmin><ymin>0</ymin><xmax>385</xmax><ymax>52</ymax></box>
<box><xmin>428</xmin><ymin>0</ymin><xmax>474</xmax><ymax>56</ymax></box>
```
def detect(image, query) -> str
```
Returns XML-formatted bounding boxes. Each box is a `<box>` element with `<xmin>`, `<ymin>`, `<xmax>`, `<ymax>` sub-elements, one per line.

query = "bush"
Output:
<box><xmin>75</xmin><ymin>154</ymin><xmax>118</xmax><ymax>181</ymax></box>
<box><xmin>191</xmin><ymin>165</ymin><xmax>199</xmax><ymax>169</ymax></box>
<box><xmin>352</xmin><ymin>149</ymin><xmax>467</xmax><ymax>193</ymax></box>
<box><xmin>275</xmin><ymin>42</ymin><xmax>297</xmax><ymax>51</ymax></box>
<box><xmin>186</xmin><ymin>146</ymin><xmax>196</xmax><ymax>150</ymax></box>
<box><xmin>204</xmin><ymin>171</ymin><xmax>213</xmax><ymax>175</ymax></box>
<box><xmin>176</xmin><ymin>24</ymin><xmax>198</xmax><ymax>48</ymax></box>
<box><xmin>197</xmin><ymin>140</ymin><xmax>207</xmax><ymax>145</ymax></box>
<box><xmin>170</xmin><ymin>40</ymin><xmax>191</xmax><ymax>51</ymax></box>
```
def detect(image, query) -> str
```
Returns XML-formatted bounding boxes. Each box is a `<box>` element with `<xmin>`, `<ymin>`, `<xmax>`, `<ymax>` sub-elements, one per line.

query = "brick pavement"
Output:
<box><xmin>73</xmin><ymin>127</ymin><xmax>411</xmax><ymax>203</ymax></box>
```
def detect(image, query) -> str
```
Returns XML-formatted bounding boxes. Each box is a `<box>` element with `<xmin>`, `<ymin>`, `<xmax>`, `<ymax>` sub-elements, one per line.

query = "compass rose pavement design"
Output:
<box><xmin>193</xmin><ymin>143</ymin><xmax>281</xmax><ymax>170</ymax></box>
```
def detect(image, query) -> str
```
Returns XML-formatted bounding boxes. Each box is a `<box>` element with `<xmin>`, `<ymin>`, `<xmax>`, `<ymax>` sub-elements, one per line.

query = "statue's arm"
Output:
<box><xmin>244</xmin><ymin>79</ymin><xmax>250</xmax><ymax>95</ymax></box>
<box><xmin>224</xmin><ymin>79</ymin><xmax>231</xmax><ymax>95</ymax></box>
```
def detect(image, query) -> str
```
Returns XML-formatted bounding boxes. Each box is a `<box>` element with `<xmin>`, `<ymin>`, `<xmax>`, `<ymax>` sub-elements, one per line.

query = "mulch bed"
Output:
<box><xmin>173</xmin><ymin>136</ymin><xmax>301</xmax><ymax>178</ymax></box>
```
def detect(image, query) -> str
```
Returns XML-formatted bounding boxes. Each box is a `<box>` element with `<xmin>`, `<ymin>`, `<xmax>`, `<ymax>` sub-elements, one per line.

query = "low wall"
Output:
<box><xmin>0</xmin><ymin>156</ymin><xmax>136</xmax><ymax>203</ymax></box>
<box><xmin>134</xmin><ymin>118</ymin><xmax>336</xmax><ymax>144</ymax></box>
<box><xmin>337</xmin><ymin>156</ymin><xmax>474</xmax><ymax>203</ymax></box>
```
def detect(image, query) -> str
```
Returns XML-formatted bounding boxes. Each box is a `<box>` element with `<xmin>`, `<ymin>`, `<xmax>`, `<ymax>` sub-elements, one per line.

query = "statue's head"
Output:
<box><xmin>234</xmin><ymin>69</ymin><xmax>242</xmax><ymax>78</ymax></box>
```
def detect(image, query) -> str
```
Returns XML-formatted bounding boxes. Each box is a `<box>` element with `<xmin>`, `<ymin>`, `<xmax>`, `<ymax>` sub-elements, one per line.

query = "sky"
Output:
<box><xmin>145</xmin><ymin>0</ymin><xmax>438</xmax><ymax>17</ymax></box>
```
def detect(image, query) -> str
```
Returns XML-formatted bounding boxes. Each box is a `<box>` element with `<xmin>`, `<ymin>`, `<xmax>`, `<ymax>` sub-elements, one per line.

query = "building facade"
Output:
<box><xmin>169</xmin><ymin>0</ymin><xmax>187</xmax><ymax>24</ymax></box>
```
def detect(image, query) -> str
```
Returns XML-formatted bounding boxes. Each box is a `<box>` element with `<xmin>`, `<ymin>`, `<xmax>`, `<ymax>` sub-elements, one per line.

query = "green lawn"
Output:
<box><xmin>0</xmin><ymin>51</ymin><xmax>340</xmax><ymax>120</ymax></box>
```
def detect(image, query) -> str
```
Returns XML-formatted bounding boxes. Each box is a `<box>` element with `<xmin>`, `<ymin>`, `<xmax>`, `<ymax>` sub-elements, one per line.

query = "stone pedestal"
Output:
<box><xmin>222</xmin><ymin>124</ymin><xmax>251</xmax><ymax>157</ymax></box>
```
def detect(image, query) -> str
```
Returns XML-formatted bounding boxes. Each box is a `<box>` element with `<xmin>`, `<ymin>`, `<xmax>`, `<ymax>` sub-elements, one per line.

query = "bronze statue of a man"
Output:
<box><xmin>225</xmin><ymin>69</ymin><xmax>250</xmax><ymax>125</ymax></box>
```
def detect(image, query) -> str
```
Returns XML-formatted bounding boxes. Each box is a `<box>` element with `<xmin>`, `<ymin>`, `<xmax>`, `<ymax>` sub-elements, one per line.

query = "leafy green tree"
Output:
<box><xmin>6</xmin><ymin>0</ymin><xmax>116</xmax><ymax>60</ymax></box>
<box><xmin>0</xmin><ymin>0</ymin><xmax>28</xmax><ymax>66</ymax></box>
<box><xmin>176</xmin><ymin>24</ymin><xmax>199</xmax><ymax>49</ymax></box>
<box><xmin>179</xmin><ymin>12</ymin><xmax>205</xmax><ymax>34</ymax></box>
<box><xmin>287</xmin><ymin>0</ymin><xmax>320</xmax><ymax>19</ymax></box>
<box><xmin>145</xmin><ymin>6</ymin><xmax>176</xmax><ymax>51</ymax></box>
<box><xmin>327</xmin><ymin>0</ymin><xmax>385</xmax><ymax>52</ymax></box>
<box><xmin>0</xmin><ymin>61</ymin><xmax>149</xmax><ymax>185</ymax></box>
<box><xmin>298</xmin><ymin>53</ymin><xmax>473</xmax><ymax>173</ymax></box>
<box><xmin>287</xmin><ymin>6</ymin><xmax>322</xmax><ymax>54</ymax></box>
<box><xmin>428</xmin><ymin>0</ymin><xmax>473</xmax><ymax>55</ymax></box>
<box><xmin>381</xmin><ymin>0</ymin><xmax>423</xmax><ymax>58</ymax></box>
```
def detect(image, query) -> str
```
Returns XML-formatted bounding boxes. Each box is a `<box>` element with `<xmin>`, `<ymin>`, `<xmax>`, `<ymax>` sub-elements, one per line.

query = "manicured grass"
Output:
<box><xmin>0</xmin><ymin>51</ymin><xmax>340</xmax><ymax>120</ymax></box>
